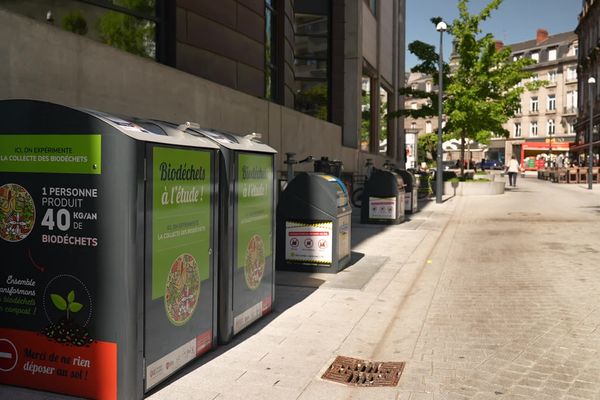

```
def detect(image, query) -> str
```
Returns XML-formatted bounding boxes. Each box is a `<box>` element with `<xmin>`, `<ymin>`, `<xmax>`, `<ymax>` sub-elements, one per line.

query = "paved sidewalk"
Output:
<box><xmin>2</xmin><ymin>175</ymin><xmax>600</xmax><ymax>400</ymax></box>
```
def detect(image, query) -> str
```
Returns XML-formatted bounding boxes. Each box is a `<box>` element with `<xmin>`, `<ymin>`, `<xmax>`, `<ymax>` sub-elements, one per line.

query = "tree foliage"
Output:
<box><xmin>445</xmin><ymin>0</ymin><xmax>539</xmax><ymax>145</ymax></box>
<box><xmin>392</xmin><ymin>0</ymin><xmax>543</xmax><ymax>172</ymax></box>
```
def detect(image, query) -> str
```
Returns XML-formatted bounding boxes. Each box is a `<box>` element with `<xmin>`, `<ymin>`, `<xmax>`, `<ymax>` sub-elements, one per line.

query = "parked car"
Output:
<box><xmin>477</xmin><ymin>159</ymin><xmax>503</xmax><ymax>170</ymax></box>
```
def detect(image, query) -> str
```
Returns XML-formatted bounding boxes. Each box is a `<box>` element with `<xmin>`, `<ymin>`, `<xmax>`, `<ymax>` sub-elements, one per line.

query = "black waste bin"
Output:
<box><xmin>360</xmin><ymin>169</ymin><xmax>405</xmax><ymax>224</ymax></box>
<box><xmin>277</xmin><ymin>172</ymin><xmax>351</xmax><ymax>273</ymax></box>
<box><xmin>313</xmin><ymin>157</ymin><xmax>343</xmax><ymax>178</ymax></box>
<box><xmin>395</xmin><ymin>169</ymin><xmax>418</xmax><ymax>214</ymax></box>
<box><xmin>0</xmin><ymin>100</ymin><xmax>219</xmax><ymax>399</ymax></box>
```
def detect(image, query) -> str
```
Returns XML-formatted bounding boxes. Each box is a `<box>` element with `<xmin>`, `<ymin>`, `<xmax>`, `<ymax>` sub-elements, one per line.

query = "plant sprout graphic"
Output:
<box><xmin>50</xmin><ymin>290</ymin><xmax>83</xmax><ymax>320</ymax></box>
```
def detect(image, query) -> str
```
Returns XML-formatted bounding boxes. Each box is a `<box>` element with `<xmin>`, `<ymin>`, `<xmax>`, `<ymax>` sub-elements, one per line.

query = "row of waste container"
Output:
<box><xmin>0</xmin><ymin>100</ymin><xmax>277</xmax><ymax>400</ymax></box>
<box><xmin>0</xmin><ymin>100</ymin><xmax>419</xmax><ymax>400</ymax></box>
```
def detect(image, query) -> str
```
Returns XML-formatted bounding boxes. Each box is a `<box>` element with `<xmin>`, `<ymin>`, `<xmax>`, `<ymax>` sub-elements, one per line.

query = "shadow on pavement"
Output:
<box><xmin>146</xmin><ymin>278</ymin><xmax>318</xmax><ymax>397</ymax></box>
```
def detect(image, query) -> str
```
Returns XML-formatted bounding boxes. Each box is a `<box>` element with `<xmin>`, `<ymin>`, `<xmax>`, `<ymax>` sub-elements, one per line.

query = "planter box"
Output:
<box><xmin>472</xmin><ymin>173</ymin><xmax>495</xmax><ymax>181</ymax></box>
<box><xmin>444</xmin><ymin>180</ymin><xmax>505</xmax><ymax>196</ymax></box>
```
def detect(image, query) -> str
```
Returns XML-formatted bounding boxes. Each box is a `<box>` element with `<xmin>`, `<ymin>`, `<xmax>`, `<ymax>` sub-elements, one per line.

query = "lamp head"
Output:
<box><xmin>436</xmin><ymin>21</ymin><xmax>447</xmax><ymax>32</ymax></box>
<box><xmin>589</xmin><ymin>77</ymin><xmax>596</xmax><ymax>84</ymax></box>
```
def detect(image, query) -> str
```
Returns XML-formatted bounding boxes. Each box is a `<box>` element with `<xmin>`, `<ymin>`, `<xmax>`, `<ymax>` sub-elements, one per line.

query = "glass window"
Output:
<box><xmin>425</xmin><ymin>121</ymin><xmax>432</xmax><ymax>133</ymax></box>
<box><xmin>566</xmin><ymin>90</ymin><xmax>578</xmax><ymax>111</ymax></box>
<box><xmin>569</xmin><ymin>43</ymin><xmax>579</xmax><ymax>57</ymax></box>
<box><xmin>548</xmin><ymin>71</ymin><xmax>556</xmax><ymax>83</ymax></box>
<box><xmin>411</xmin><ymin>102</ymin><xmax>418</xmax><ymax>110</ymax></box>
<box><xmin>548</xmin><ymin>48</ymin><xmax>557</xmax><ymax>61</ymax></box>
<box><xmin>360</xmin><ymin>76</ymin><xmax>372</xmax><ymax>151</ymax></box>
<box><xmin>265</xmin><ymin>0</ymin><xmax>277</xmax><ymax>101</ymax></box>
<box><xmin>425</xmin><ymin>81</ymin><xmax>432</xmax><ymax>92</ymax></box>
<box><xmin>531</xmin><ymin>52</ymin><xmax>539</xmax><ymax>63</ymax></box>
<box><xmin>531</xmin><ymin>97</ymin><xmax>539</xmax><ymax>112</ymax></box>
<box><xmin>567</xmin><ymin>67</ymin><xmax>577</xmax><ymax>81</ymax></box>
<box><xmin>410</xmin><ymin>122</ymin><xmax>417</xmax><ymax>130</ymax></box>
<box><xmin>530</xmin><ymin>121</ymin><xmax>538</xmax><ymax>136</ymax></box>
<box><xmin>515</xmin><ymin>123</ymin><xmax>522</xmax><ymax>137</ymax></box>
<box><xmin>0</xmin><ymin>0</ymin><xmax>159</xmax><ymax>59</ymax></box>
<box><xmin>379</xmin><ymin>86</ymin><xmax>391</xmax><ymax>155</ymax></box>
<box><xmin>548</xmin><ymin>119</ymin><xmax>555</xmax><ymax>135</ymax></box>
<box><xmin>293</xmin><ymin>5</ymin><xmax>330</xmax><ymax>121</ymax></box>
<box><xmin>547</xmin><ymin>94</ymin><xmax>556</xmax><ymax>111</ymax></box>
<box><xmin>364</xmin><ymin>0</ymin><xmax>377</xmax><ymax>16</ymax></box>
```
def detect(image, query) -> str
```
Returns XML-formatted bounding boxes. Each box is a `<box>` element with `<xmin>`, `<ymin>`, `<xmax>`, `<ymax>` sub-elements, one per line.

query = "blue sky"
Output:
<box><xmin>406</xmin><ymin>0</ymin><xmax>582</xmax><ymax>69</ymax></box>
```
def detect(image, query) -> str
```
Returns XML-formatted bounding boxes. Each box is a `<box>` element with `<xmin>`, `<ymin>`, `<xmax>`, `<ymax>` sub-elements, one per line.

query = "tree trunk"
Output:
<box><xmin>460</xmin><ymin>133</ymin><xmax>465</xmax><ymax>176</ymax></box>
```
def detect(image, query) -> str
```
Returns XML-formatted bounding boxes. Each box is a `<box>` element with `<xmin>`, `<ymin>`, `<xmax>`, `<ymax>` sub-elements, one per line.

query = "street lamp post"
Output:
<box><xmin>548</xmin><ymin>131</ymin><xmax>552</xmax><ymax>169</ymax></box>
<box><xmin>588</xmin><ymin>76</ymin><xmax>595</xmax><ymax>190</ymax></box>
<box><xmin>435</xmin><ymin>20</ymin><xmax>447</xmax><ymax>204</ymax></box>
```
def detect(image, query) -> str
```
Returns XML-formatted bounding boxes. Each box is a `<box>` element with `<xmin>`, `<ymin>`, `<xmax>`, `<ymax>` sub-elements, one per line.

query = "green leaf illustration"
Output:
<box><xmin>69</xmin><ymin>302</ymin><xmax>83</xmax><ymax>313</ymax></box>
<box><xmin>67</xmin><ymin>290</ymin><xmax>75</xmax><ymax>303</ymax></box>
<box><xmin>50</xmin><ymin>294</ymin><xmax>67</xmax><ymax>311</ymax></box>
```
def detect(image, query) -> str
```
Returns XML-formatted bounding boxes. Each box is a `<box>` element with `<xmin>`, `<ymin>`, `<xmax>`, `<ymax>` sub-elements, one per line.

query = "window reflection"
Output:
<box><xmin>293</xmin><ymin>6</ymin><xmax>329</xmax><ymax>121</ymax></box>
<box><xmin>361</xmin><ymin>76</ymin><xmax>372</xmax><ymax>151</ymax></box>
<box><xmin>379</xmin><ymin>87</ymin><xmax>390</xmax><ymax>155</ymax></box>
<box><xmin>0</xmin><ymin>0</ymin><xmax>157</xmax><ymax>59</ymax></box>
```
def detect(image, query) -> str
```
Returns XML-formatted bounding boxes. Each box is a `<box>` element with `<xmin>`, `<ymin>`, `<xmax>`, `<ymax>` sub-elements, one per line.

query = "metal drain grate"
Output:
<box><xmin>321</xmin><ymin>356</ymin><xmax>405</xmax><ymax>387</ymax></box>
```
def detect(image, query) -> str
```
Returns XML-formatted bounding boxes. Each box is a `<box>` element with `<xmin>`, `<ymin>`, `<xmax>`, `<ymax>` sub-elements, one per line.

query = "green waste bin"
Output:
<box><xmin>0</xmin><ymin>100</ymin><xmax>219</xmax><ymax>399</ymax></box>
<box><xmin>151</xmin><ymin>123</ymin><xmax>277</xmax><ymax>344</ymax></box>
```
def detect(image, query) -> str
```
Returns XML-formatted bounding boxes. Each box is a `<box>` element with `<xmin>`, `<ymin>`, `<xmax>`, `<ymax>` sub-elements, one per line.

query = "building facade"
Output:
<box><xmin>0</xmin><ymin>0</ymin><xmax>406</xmax><ymax>175</ymax></box>
<box><xmin>497</xmin><ymin>29</ymin><xmax>579</xmax><ymax>170</ymax></box>
<box><xmin>402</xmin><ymin>72</ymin><xmax>438</xmax><ymax>168</ymax></box>
<box><xmin>574</xmin><ymin>0</ymin><xmax>600</xmax><ymax>165</ymax></box>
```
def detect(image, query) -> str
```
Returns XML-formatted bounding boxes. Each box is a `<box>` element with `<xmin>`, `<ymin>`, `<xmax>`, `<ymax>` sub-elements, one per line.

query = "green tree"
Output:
<box><xmin>445</xmin><ymin>0</ymin><xmax>541</xmax><ymax>174</ymax></box>
<box><xmin>417</xmin><ymin>132</ymin><xmax>438</xmax><ymax>164</ymax></box>
<box><xmin>392</xmin><ymin>0</ymin><xmax>542</xmax><ymax>175</ymax></box>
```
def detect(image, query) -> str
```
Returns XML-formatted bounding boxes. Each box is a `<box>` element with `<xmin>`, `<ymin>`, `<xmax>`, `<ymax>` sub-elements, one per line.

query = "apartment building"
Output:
<box><xmin>498</xmin><ymin>29</ymin><xmax>579</xmax><ymax>169</ymax></box>
<box><xmin>0</xmin><ymin>0</ymin><xmax>406</xmax><ymax>175</ymax></box>
<box><xmin>573</xmin><ymin>0</ymin><xmax>600</xmax><ymax>164</ymax></box>
<box><xmin>402</xmin><ymin>72</ymin><xmax>438</xmax><ymax>168</ymax></box>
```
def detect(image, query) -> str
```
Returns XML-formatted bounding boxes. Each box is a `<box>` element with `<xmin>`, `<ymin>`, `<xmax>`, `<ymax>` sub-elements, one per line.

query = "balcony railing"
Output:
<box><xmin>563</xmin><ymin>106</ymin><xmax>578</xmax><ymax>115</ymax></box>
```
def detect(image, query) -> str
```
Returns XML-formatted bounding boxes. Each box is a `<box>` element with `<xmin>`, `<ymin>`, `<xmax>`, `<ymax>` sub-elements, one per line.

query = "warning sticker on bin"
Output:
<box><xmin>285</xmin><ymin>221</ymin><xmax>332</xmax><ymax>265</ymax></box>
<box><xmin>368</xmin><ymin>197</ymin><xmax>397</xmax><ymax>220</ymax></box>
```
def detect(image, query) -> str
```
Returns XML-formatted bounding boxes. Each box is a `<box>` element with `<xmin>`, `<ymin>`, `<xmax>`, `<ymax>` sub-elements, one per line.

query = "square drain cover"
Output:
<box><xmin>321</xmin><ymin>356</ymin><xmax>405</xmax><ymax>387</ymax></box>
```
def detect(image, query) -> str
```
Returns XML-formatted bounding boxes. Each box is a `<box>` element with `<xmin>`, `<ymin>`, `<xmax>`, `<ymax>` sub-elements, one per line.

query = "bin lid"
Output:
<box><xmin>84</xmin><ymin>109</ymin><xmax>219</xmax><ymax>150</ymax></box>
<box><xmin>364</xmin><ymin>169</ymin><xmax>405</xmax><ymax>196</ymax></box>
<box><xmin>190</xmin><ymin>128</ymin><xmax>276</xmax><ymax>154</ymax></box>
<box><xmin>131</xmin><ymin>119</ymin><xmax>219</xmax><ymax>149</ymax></box>
<box><xmin>282</xmin><ymin>172</ymin><xmax>350</xmax><ymax>216</ymax></box>
<box><xmin>151</xmin><ymin>121</ymin><xmax>275</xmax><ymax>153</ymax></box>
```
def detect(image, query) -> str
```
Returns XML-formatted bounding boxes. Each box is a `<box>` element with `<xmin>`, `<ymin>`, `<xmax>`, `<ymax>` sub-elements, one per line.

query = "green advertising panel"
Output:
<box><xmin>0</xmin><ymin>135</ymin><xmax>101</xmax><ymax>174</ymax></box>
<box><xmin>236</xmin><ymin>153</ymin><xmax>273</xmax><ymax>290</ymax></box>
<box><xmin>152</xmin><ymin>147</ymin><xmax>211</xmax><ymax>326</ymax></box>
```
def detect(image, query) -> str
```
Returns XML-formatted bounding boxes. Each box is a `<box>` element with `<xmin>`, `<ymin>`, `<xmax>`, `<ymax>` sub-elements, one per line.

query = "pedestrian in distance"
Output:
<box><xmin>505</xmin><ymin>155</ymin><xmax>521</xmax><ymax>187</ymax></box>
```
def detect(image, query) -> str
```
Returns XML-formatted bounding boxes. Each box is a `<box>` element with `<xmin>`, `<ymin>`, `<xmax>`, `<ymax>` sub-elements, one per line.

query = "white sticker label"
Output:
<box><xmin>234</xmin><ymin>302</ymin><xmax>263</xmax><ymax>335</ymax></box>
<box><xmin>146</xmin><ymin>339</ymin><xmax>196</xmax><ymax>389</ymax></box>
<box><xmin>368</xmin><ymin>197</ymin><xmax>397</xmax><ymax>220</ymax></box>
<box><xmin>285</xmin><ymin>221</ymin><xmax>333</xmax><ymax>265</ymax></box>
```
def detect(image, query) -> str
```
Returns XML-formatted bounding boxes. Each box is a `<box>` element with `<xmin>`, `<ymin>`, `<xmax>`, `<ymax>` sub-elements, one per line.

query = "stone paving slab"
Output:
<box><xmin>2</xmin><ymin>178</ymin><xmax>600</xmax><ymax>399</ymax></box>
